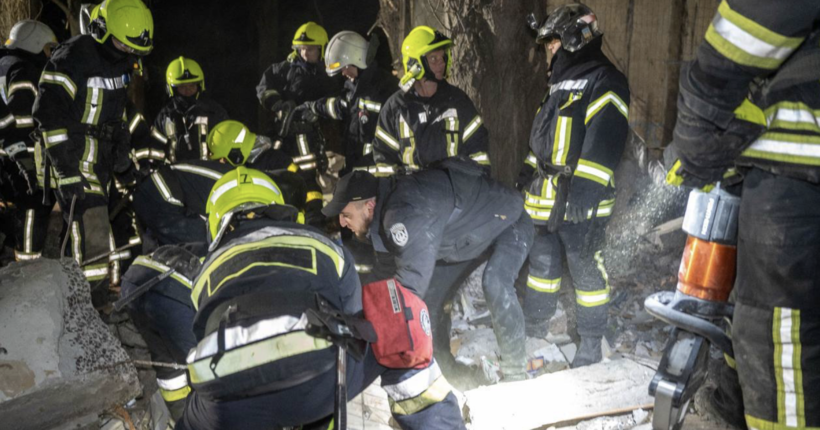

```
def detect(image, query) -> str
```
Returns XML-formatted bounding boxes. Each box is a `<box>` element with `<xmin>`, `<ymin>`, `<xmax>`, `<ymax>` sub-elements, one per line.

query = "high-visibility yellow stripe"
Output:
<box><xmin>40</xmin><ymin>71</ymin><xmax>77</xmax><ymax>99</ymax></box>
<box><xmin>525</xmin><ymin>152</ymin><xmax>537</xmax><ymax>168</ymax></box>
<box><xmin>742</xmin><ymin>132</ymin><xmax>820</xmax><ymax>166</ymax></box>
<box><xmin>551</xmin><ymin>116</ymin><xmax>572</xmax><ymax>166</ymax></box>
<box><xmin>376</xmin><ymin>126</ymin><xmax>400</xmax><ymax>150</ymax></box>
<box><xmin>527</xmin><ymin>275</ymin><xmax>560</xmax><ymax>292</ymax></box>
<box><xmin>462</xmin><ymin>116</ymin><xmax>482</xmax><ymax>142</ymax></box>
<box><xmin>773</xmin><ymin>307</ymin><xmax>805</xmax><ymax>428</ymax></box>
<box><xmin>306</xmin><ymin>191</ymin><xmax>323</xmax><ymax>202</ymax></box>
<box><xmin>188</xmin><ymin>331</ymin><xmax>332</xmax><ymax>384</ymax></box>
<box><xmin>192</xmin><ymin>235</ymin><xmax>345</xmax><ymax>309</ymax></box>
<box><xmin>585</xmin><ymin>91</ymin><xmax>628</xmax><ymax>124</ymax></box>
<box><xmin>575</xmin><ymin>159</ymin><xmax>614</xmax><ymax>186</ymax></box>
<box><xmin>160</xmin><ymin>385</ymin><xmax>191</xmax><ymax>402</ymax></box>
<box><xmin>389</xmin><ymin>375</ymin><xmax>453</xmax><ymax>415</ymax></box>
<box><xmin>705</xmin><ymin>1</ymin><xmax>803</xmax><ymax>69</ymax></box>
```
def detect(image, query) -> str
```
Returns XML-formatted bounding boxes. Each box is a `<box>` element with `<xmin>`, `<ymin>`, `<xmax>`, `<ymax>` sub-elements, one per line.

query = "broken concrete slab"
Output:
<box><xmin>0</xmin><ymin>258</ymin><xmax>140</xmax><ymax>430</ymax></box>
<box><xmin>464</xmin><ymin>359</ymin><xmax>655</xmax><ymax>430</ymax></box>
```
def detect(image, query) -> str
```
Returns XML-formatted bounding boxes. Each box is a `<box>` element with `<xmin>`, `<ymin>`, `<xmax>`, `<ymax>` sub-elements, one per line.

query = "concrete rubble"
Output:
<box><xmin>0</xmin><ymin>259</ymin><xmax>140</xmax><ymax>430</ymax></box>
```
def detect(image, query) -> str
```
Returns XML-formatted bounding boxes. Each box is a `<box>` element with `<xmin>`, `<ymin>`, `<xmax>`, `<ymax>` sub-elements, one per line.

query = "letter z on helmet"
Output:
<box><xmin>90</xmin><ymin>0</ymin><xmax>154</xmax><ymax>56</ymax></box>
<box><xmin>292</xmin><ymin>22</ymin><xmax>328</xmax><ymax>59</ymax></box>
<box><xmin>166</xmin><ymin>56</ymin><xmax>205</xmax><ymax>96</ymax></box>
<box><xmin>206</xmin><ymin>167</ymin><xmax>284</xmax><ymax>248</ymax></box>
<box><xmin>207</xmin><ymin>120</ymin><xmax>256</xmax><ymax>167</ymax></box>
<box><xmin>531</xmin><ymin>3</ymin><xmax>601</xmax><ymax>52</ymax></box>
<box><xmin>401</xmin><ymin>25</ymin><xmax>453</xmax><ymax>82</ymax></box>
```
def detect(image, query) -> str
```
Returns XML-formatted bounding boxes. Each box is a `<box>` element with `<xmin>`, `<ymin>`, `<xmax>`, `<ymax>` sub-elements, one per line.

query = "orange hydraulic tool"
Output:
<box><xmin>645</xmin><ymin>185</ymin><xmax>741</xmax><ymax>430</ymax></box>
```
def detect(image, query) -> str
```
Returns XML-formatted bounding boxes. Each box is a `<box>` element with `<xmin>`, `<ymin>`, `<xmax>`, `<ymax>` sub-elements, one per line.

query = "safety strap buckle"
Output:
<box><xmin>209</xmin><ymin>303</ymin><xmax>237</xmax><ymax>377</ymax></box>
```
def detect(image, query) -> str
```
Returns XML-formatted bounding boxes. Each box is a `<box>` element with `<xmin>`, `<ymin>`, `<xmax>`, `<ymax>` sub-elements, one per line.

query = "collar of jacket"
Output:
<box><xmin>549</xmin><ymin>36</ymin><xmax>611</xmax><ymax>84</ymax></box>
<box><xmin>347</xmin><ymin>64</ymin><xmax>378</xmax><ymax>98</ymax></box>
<box><xmin>3</xmin><ymin>48</ymin><xmax>48</xmax><ymax>70</ymax></box>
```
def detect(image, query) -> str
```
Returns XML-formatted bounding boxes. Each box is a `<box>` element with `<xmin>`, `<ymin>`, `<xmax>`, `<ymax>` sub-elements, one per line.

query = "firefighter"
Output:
<box><xmin>132</xmin><ymin>159</ymin><xmax>232</xmax><ymax>246</ymax></box>
<box><xmin>150</xmin><ymin>56</ymin><xmax>228</xmax><ymax>163</ymax></box>
<box><xmin>206</xmin><ymin>119</ymin><xmax>325</xmax><ymax>227</ymax></box>
<box><xmin>255</xmin><ymin>22</ymin><xmax>339</xmax><ymax>186</ymax></box>
<box><xmin>372</xmin><ymin>26</ymin><xmax>489</xmax><ymax>176</ymax></box>
<box><xmin>324</xmin><ymin>157</ymin><xmax>534</xmax><ymax>385</ymax></box>
<box><xmin>296</xmin><ymin>30</ymin><xmax>398</xmax><ymax>175</ymax></box>
<box><xmin>119</xmin><ymin>244</ymin><xmax>204</xmax><ymax>420</ymax></box>
<box><xmin>33</xmin><ymin>0</ymin><xmax>152</xmax><ymax>282</ymax></box>
<box><xmin>176</xmin><ymin>167</ymin><xmax>465</xmax><ymax>430</ymax></box>
<box><xmin>0</xmin><ymin>20</ymin><xmax>57</xmax><ymax>261</ymax></box>
<box><xmin>517</xmin><ymin>4</ymin><xmax>630</xmax><ymax>368</ymax></box>
<box><xmin>664</xmin><ymin>0</ymin><xmax>820</xmax><ymax>427</ymax></box>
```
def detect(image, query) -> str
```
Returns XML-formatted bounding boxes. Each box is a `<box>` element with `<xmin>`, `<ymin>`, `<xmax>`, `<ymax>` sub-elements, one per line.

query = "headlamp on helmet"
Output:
<box><xmin>529</xmin><ymin>3</ymin><xmax>601</xmax><ymax>53</ymax></box>
<box><xmin>399</xmin><ymin>26</ymin><xmax>452</xmax><ymax>92</ymax></box>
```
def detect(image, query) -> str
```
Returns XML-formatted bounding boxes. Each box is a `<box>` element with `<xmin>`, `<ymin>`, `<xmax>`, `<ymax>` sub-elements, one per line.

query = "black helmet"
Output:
<box><xmin>528</xmin><ymin>3</ymin><xmax>602</xmax><ymax>52</ymax></box>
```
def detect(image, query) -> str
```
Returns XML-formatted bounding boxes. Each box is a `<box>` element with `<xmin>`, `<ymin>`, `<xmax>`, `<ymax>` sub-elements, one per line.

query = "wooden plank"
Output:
<box><xmin>464</xmin><ymin>359</ymin><xmax>655</xmax><ymax>430</ymax></box>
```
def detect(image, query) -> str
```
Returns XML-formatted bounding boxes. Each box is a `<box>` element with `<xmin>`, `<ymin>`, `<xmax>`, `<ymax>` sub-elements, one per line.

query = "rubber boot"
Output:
<box><xmin>571</xmin><ymin>336</ymin><xmax>602</xmax><ymax>368</ymax></box>
<box><xmin>525</xmin><ymin>317</ymin><xmax>549</xmax><ymax>339</ymax></box>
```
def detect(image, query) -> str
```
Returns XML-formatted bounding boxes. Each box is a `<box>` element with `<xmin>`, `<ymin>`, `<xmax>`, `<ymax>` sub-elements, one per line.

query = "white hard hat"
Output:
<box><xmin>5</xmin><ymin>20</ymin><xmax>57</xmax><ymax>55</ymax></box>
<box><xmin>325</xmin><ymin>31</ymin><xmax>369</xmax><ymax>76</ymax></box>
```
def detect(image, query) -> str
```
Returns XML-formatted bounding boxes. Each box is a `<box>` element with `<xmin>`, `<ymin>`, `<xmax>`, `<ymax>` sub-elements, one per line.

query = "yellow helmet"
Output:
<box><xmin>206</xmin><ymin>167</ymin><xmax>284</xmax><ymax>246</ymax></box>
<box><xmin>207</xmin><ymin>120</ymin><xmax>256</xmax><ymax>166</ymax></box>
<box><xmin>401</xmin><ymin>26</ymin><xmax>452</xmax><ymax>83</ymax></box>
<box><xmin>292</xmin><ymin>21</ymin><xmax>328</xmax><ymax>60</ymax></box>
<box><xmin>166</xmin><ymin>56</ymin><xmax>205</xmax><ymax>96</ymax></box>
<box><xmin>90</xmin><ymin>0</ymin><xmax>153</xmax><ymax>56</ymax></box>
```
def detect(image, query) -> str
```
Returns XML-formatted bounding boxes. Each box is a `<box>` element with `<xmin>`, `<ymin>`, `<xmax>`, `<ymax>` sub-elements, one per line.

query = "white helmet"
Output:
<box><xmin>5</xmin><ymin>20</ymin><xmax>57</xmax><ymax>55</ymax></box>
<box><xmin>325</xmin><ymin>31</ymin><xmax>369</xmax><ymax>76</ymax></box>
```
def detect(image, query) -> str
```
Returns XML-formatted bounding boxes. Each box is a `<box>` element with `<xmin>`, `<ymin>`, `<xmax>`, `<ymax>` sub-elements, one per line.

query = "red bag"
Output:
<box><xmin>362</xmin><ymin>278</ymin><xmax>433</xmax><ymax>369</ymax></box>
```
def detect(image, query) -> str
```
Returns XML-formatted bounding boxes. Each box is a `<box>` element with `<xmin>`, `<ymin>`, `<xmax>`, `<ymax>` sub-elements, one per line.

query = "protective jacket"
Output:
<box><xmin>312</xmin><ymin>66</ymin><xmax>398</xmax><ymax>172</ymax></box>
<box><xmin>33</xmin><ymin>34</ymin><xmax>133</xmax><ymax>193</ymax></box>
<box><xmin>133</xmin><ymin>160</ymin><xmax>233</xmax><ymax>245</ymax></box>
<box><xmin>150</xmin><ymin>95</ymin><xmax>228</xmax><ymax>163</ymax></box>
<box><xmin>670</xmin><ymin>0</ymin><xmax>820</xmax><ymax>184</ymax></box>
<box><xmin>518</xmin><ymin>38</ymin><xmax>630</xmax><ymax>226</ymax></box>
<box><xmin>368</xmin><ymin>157</ymin><xmax>524</xmax><ymax>296</ymax></box>
<box><xmin>256</xmin><ymin>55</ymin><xmax>338</xmax><ymax>110</ymax></box>
<box><xmin>373</xmin><ymin>82</ymin><xmax>489</xmax><ymax>175</ymax></box>
<box><xmin>0</xmin><ymin>48</ymin><xmax>42</xmax><ymax>161</ymax></box>
<box><xmin>188</xmin><ymin>218</ymin><xmax>358</xmax><ymax>400</ymax></box>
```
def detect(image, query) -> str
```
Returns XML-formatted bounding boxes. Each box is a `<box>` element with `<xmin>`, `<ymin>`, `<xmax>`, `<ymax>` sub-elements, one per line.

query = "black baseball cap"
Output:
<box><xmin>322</xmin><ymin>171</ymin><xmax>379</xmax><ymax>217</ymax></box>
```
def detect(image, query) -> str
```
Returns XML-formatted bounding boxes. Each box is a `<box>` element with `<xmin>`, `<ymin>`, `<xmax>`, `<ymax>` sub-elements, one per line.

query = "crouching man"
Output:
<box><xmin>324</xmin><ymin>157</ymin><xmax>534</xmax><ymax>386</ymax></box>
<box><xmin>176</xmin><ymin>167</ymin><xmax>465</xmax><ymax>430</ymax></box>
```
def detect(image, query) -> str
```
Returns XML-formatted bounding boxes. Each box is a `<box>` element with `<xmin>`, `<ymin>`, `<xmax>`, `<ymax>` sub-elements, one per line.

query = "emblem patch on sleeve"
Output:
<box><xmin>389</xmin><ymin>223</ymin><xmax>409</xmax><ymax>247</ymax></box>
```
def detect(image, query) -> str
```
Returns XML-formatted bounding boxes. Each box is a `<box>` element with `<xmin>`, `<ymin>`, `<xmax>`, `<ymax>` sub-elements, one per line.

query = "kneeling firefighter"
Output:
<box><xmin>176</xmin><ymin>167</ymin><xmax>465</xmax><ymax>430</ymax></box>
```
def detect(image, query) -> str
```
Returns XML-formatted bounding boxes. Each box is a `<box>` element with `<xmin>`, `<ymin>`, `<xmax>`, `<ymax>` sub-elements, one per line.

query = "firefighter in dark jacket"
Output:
<box><xmin>0</xmin><ymin>20</ymin><xmax>57</xmax><ymax>261</ymax></box>
<box><xmin>324</xmin><ymin>157</ymin><xmax>534</xmax><ymax>384</ymax></box>
<box><xmin>120</xmin><ymin>244</ymin><xmax>204</xmax><ymax>420</ymax></box>
<box><xmin>176</xmin><ymin>167</ymin><xmax>465</xmax><ymax>430</ymax></box>
<box><xmin>256</xmin><ymin>22</ymin><xmax>339</xmax><ymax>184</ymax></box>
<box><xmin>33</xmin><ymin>0</ymin><xmax>153</xmax><ymax>282</ymax></box>
<box><xmin>373</xmin><ymin>26</ymin><xmax>489</xmax><ymax>176</ymax></box>
<box><xmin>150</xmin><ymin>56</ymin><xmax>228</xmax><ymax>163</ymax></box>
<box><xmin>517</xmin><ymin>4</ymin><xmax>629</xmax><ymax>368</ymax></box>
<box><xmin>664</xmin><ymin>0</ymin><xmax>820</xmax><ymax>427</ymax></box>
<box><xmin>132</xmin><ymin>159</ymin><xmax>233</xmax><ymax>245</ymax></box>
<box><xmin>206</xmin><ymin>119</ymin><xmax>325</xmax><ymax>228</ymax></box>
<box><xmin>297</xmin><ymin>30</ymin><xmax>397</xmax><ymax>175</ymax></box>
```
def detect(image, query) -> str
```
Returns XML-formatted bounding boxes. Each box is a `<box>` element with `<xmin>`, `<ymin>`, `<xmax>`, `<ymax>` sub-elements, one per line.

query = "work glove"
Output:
<box><xmin>151</xmin><ymin>245</ymin><xmax>202</xmax><ymax>279</ymax></box>
<box><xmin>565</xmin><ymin>202</ymin><xmax>588</xmax><ymax>224</ymax></box>
<box><xmin>294</xmin><ymin>101</ymin><xmax>319</xmax><ymax>123</ymax></box>
<box><xmin>271</xmin><ymin>99</ymin><xmax>296</xmax><ymax>117</ymax></box>
<box><xmin>11</xmin><ymin>152</ymin><xmax>36</xmax><ymax>195</ymax></box>
<box><xmin>114</xmin><ymin>162</ymin><xmax>139</xmax><ymax>190</ymax></box>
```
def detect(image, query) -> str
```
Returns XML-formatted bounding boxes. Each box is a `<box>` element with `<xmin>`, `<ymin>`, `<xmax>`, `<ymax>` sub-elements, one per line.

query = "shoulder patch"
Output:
<box><xmin>389</xmin><ymin>223</ymin><xmax>408</xmax><ymax>247</ymax></box>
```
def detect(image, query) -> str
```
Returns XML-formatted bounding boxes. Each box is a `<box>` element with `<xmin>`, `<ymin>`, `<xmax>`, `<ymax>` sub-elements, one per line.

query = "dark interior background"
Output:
<box><xmin>38</xmin><ymin>0</ymin><xmax>385</xmax><ymax>132</ymax></box>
